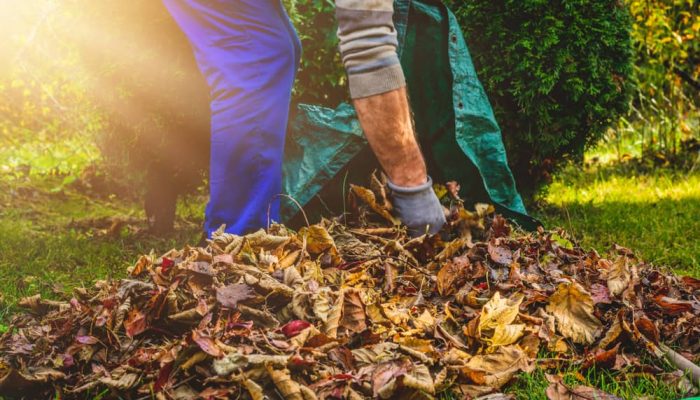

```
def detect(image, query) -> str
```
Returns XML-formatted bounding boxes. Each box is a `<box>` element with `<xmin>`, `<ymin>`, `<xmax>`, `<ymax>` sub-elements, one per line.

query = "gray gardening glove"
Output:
<box><xmin>388</xmin><ymin>176</ymin><xmax>447</xmax><ymax>237</ymax></box>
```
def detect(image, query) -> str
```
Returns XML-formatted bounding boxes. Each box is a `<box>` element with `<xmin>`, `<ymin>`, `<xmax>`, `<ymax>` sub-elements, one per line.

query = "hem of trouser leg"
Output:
<box><xmin>348</xmin><ymin>64</ymin><xmax>406</xmax><ymax>99</ymax></box>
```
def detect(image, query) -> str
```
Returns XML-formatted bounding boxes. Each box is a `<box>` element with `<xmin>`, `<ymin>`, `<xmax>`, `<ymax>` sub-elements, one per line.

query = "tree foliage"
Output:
<box><xmin>623</xmin><ymin>0</ymin><xmax>699</xmax><ymax>159</ymax></box>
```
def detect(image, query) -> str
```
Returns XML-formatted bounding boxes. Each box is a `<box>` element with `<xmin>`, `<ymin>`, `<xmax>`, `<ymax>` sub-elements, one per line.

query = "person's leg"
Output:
<box><xmin>162</xmin><ymin>0</ymin><xmax>300</xmax><ymax>236</ymax></box>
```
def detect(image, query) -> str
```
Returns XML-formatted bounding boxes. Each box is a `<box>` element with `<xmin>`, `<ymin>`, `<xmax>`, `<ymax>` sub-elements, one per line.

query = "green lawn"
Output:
<box><xmin>534</xmin><ymin>163</ymin><xmax>700</xmax><ymax>277</ymax></box>
<box><xmin>0</xmin><ymin>175</ymin><xmax>204</xmax><ymax>324</ymax></box>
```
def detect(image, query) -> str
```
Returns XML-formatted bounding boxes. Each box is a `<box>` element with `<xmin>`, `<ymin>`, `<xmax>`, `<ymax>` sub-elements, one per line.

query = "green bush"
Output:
<box><xmin>445</xmin><ymin>0</ymin><xmax>634</xmax><ymax>188</ymax></box>
<box><xmin>284</xmin><ymin>0</ymin><xmax>347</xmax><ymax>106</ymax></box>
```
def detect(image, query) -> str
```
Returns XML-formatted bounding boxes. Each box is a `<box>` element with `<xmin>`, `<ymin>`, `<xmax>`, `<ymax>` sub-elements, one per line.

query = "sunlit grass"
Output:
<box><xmin>0</xmin><ymin>175</ymin><xmax>203</xmax><ymax>328</ymax></box>
<box><xmin>535</xmin><ymin>163</ymin><xmax>700</xmax><ymax>277</ymax></box>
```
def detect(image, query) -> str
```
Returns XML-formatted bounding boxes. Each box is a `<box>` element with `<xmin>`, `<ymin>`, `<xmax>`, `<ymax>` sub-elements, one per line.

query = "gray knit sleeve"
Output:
<box><xmin>335</xmin><ymin>0</ymin><xmax>406</xmax><ymax>99</ymax></box>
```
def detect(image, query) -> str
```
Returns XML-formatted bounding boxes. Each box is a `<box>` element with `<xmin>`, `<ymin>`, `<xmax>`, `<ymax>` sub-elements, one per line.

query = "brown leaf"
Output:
<box><xmin>99</xmin><ymin>373</ymin><xmax>140</xmax><ymax>390</ymax></box>
<box><xmin>192</xmin><ymin>329</ymin><xmax>223</xmax><ymax>357</ymax></box>
<box><xmin>653</xmin><ymin>295</ymin><xmax>693</xmax><ymax>315</ymax></box>
<box><xmin>582</xmin><ymin>344</ymin><xmax>620</xmax><ymax>370</ymax></box>
<box><xmin>371</xmin><ymin>358</ymin><xmax>411</xmax><ymax>398</ymax></box>
<box><xmin>125</xmin><ymin>309</ymin><xmax>147</xmax><ymax>338</ymax></box>
<box><xmin>216</xmin><ymin>284</ymin><xmax>255</xmax><ymax>309</ymax></box>
<box><xmin>341</xmin><ymin>289</ymin><xmax>367</xmax><ymax>333</ymax></box>
<box><xmin>546</xmin><ymin>282</ymin><xmax>603</xmax><ymax>344</ymax></box>
<box><xmin>350</xmin><ymin>184</ymin><xmax>400</xmax><ymax>225</ymax></box>
<box><xmin>545</xmin><ymin>374</ymin><xmax>622</xmax><ymax>400</ymax></box>
<box><xmin>437</xmin><ymin>256</ymin><xmax>470</xmax><ymax>296</ymax></box>
<box><xmin>461</xmin><ymin>345</ymin><xmax>533</xmax><ymax>389</ymax></box>
<box><xmin>266</xmin><ymin>365</ymin><xmax>305</xmax><ymax>400</ymax></box>
<box><xmin>488</xmin><ymin>241</ymin><xmax>513</xmax><ymax>265</ymax></box>
<box><xmin>681</xmin><ymin>276</ymin><xmax>700</xmax><ymax>291</ymax></box>
<box><xmin>634</xmin><ymin>316</ymin><xmax>660</xmax><ymax>345</ymax></box>
<box><xmin>589</xmin><ymin>283</ymin><xmax>612</xmax><ymax>305</ymax></box>
<box><xmin>605</xmin><ymin>258</ymin><xmax>631</xmax><ymax>297</ymax></box>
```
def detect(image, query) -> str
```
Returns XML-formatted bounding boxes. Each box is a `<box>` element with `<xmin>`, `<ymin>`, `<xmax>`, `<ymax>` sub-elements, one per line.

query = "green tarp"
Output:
<box><xmin>282</xmin><ymin>0</ymin><xmax>540</xmax><ymax>230</ymax></box>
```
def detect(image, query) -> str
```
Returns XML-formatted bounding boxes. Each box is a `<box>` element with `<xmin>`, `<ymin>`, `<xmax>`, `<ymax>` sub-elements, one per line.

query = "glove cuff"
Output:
<box><xmin>387</xmin><ymin>176</ymin><xmax>433</xmax><ymax>195</ymax></box>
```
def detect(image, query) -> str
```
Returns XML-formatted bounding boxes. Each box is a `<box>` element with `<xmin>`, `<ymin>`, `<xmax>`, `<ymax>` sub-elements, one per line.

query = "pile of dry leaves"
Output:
<box><xmin>1</xmin><ymin>179</ymin><xmax>699</xmax><ymax>400</ymax></box>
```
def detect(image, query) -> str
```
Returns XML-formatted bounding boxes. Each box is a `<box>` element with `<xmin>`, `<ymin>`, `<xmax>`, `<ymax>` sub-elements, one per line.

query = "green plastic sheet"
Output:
<box><xmin>282</xmin><ymin>0</ymin><xmax>540</xmax><ymax>230</ymax></box>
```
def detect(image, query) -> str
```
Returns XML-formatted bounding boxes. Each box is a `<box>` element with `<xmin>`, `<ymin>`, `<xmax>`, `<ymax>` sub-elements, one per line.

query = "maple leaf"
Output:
<box><xmin>215</xmin><ymin>284</ymin><xmax>255</xmax><ymax>309</ymax></box>
<box><xmin>546</xmin><ymin>282</ymin><xmax>603</xmax><ymax>344</ymax></box>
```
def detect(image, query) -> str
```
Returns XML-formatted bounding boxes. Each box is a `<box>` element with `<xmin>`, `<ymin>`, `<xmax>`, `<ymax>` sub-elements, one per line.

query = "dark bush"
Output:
<box><xmin>445</xmin><ymin>0</ymin><xmax>634</xmax><ymax>188</ymax></box>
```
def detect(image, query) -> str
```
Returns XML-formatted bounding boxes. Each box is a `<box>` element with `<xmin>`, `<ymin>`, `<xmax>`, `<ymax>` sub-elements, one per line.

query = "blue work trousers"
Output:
<box><xmin>163</xmin><ymin>0</ymin><xmax>302</xmax><ymax>236</ymax></box>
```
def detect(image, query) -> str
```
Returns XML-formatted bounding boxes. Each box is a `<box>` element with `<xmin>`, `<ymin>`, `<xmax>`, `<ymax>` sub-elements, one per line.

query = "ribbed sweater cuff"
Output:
<box><xmin>348</xmin><ymin>63</ymin><xmax>406</xmax><ymax>99</ymax></box>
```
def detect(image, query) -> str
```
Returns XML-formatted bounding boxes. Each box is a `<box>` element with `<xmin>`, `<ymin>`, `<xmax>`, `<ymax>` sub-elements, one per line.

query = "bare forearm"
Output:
<box><xmin>353</xmin><ymin>88</ymin><xmax>427</xmax><ymax>187</ymax></box>
<box><xmin>334</xmin><ymin>0</ymin><xmax>446</xmax><ymax>236</ymax></box>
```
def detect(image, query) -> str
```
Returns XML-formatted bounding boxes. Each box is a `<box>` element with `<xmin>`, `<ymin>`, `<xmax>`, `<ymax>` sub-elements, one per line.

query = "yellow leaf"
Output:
<box><xmin>350</xmin><ymin>184</ymin><xmax>400</xmax><ymax>225</ymax></box>
<box><xmin>546</xmin><ymin>282</ymin><xmax>603</xmax><ymax>344</ymax></box>
<box><xmin>242</xmin><ymin>379</ymin><xmax>264</xmax><ymax>400</ymax></box>
<box><xmin>266</xmin><ymin>365</ymin><xmax>304</xmax><ymax>400</ymax></box>
<box><xmin>478</xmin><ymin>292</ymin><xmax>525</xmax><ymax>349</ymax></box>
<box><xmin>380</xmin><ymin>302</ymin><xmax>410</xmax><ymax>326</ymax></box>
<box><xmin>461</xmin><ymin>345</ymin><xmax>533</xmax><ymax>389</ymax></box>
<box><xmin>299</xmin><ymin>225</ymin><xmax>341</xmax><ymax>266</ymax></box>
<box><xmin>413</xmin><ymin>309</ymin><xmax>436</xmax><ymax>334</ymax></box>
<box><xmin>324</xmin><ymin>291</ymin><xmax>343</xmax><ymax>338</ymax></box>
<box><xmin>605</xmin><ymin>258</ymin><xmax>631</xmax><ymax>297</ymax></box>
<box><xmin>489</xmin><ymin>324</ymin><xmax>526</xmax><ymax>349</ymax></box>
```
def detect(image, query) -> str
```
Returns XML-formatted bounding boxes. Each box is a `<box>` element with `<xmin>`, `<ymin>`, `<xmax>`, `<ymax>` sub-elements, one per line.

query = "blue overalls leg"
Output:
<box><xmin>162</xmin><ymin>0</ymin><xmax>302</xmax><ymax>236</ymax></box>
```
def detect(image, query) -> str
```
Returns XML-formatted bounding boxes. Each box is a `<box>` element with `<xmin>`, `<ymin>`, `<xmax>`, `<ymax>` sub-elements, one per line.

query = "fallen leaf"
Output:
<box><xmin>479</xmin><ymin>292</ymin><xmax>525</xmax><ymax>349</ymax></box>
<box><xmin>351</xmin><ymin>184</ymin><xmax>400</xmax><ymax>225</ymax></box>
<box><xmin>605</xmin><ymin>258</ymin><xmax>631</xmax><ymax>297</ymax></box>
<box><xmin>634</xmin><ymin>316</ymin><xmax>659</xmax><ymax>345</ymax></box>
<box><xmin>216</xmin><ymin>284</ymin><xmax>255</xmax><ymax>309</ymax></box>
<box><xmin>192</xmin><ymin>329</ymin><xmax>223</xmax><ymax>357</ymax></box>
<box><xmin>488</xmin><ymin>241</ymin><xmax>513</xmax><ymax>265</ymax></box>
<box><xmin>545</xmin><ymin>374</ymin><xmax>622</xmax><ymax>400</ymax></box>
<box><xmin>582</xmin><ymin>344</ymin><xmax>620</xmax><ymax>370</ymax></box>
<box><xmin>653</xmin><ymin>295</ymin><xmax>693</xmax><ymax>315</ymax></box>
<box><xmin>281</xmin><ymin>320</ymin><xmax>312</xmax><ymax>338</ymax></box>
<box><xmin>461</xmin><ymin>346</ymin><xmax>533</xmax><ymax>388</ymax></box>
<box><xmin>546</xmin><ymin>282</ymin><xmax>602</xmax><ymax>344</ymax></box>
<box><xmin>437</xmin><ymin>256</ymin><xmax>470</xmax><ymax>296</ymax></box>
<box><xmin>589</xmin><ymin>283</ymin><xmax>612</xmax><ymax>304</ymax></box>
<box><xmin>99</xmin><ymin>373</ymin><xmax>139</xmax><ymax>390</ymax></box>
<box><xmin>124</xmin><ymin>309</ymin><xmax>147</xmax><ymax>338</ymax></box>
<box><xmin>341</xmin><ymin>289</ymin><xmax>367</xmax><ymax>333</ymax></box>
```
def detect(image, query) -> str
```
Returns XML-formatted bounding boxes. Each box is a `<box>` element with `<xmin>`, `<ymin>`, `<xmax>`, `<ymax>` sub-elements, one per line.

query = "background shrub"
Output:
<box><xmin>445</xmin><ymin>0</ymin><xmax>634</xmax><ymax>189</ymax></box>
